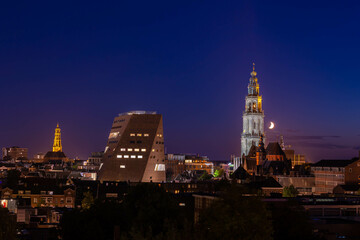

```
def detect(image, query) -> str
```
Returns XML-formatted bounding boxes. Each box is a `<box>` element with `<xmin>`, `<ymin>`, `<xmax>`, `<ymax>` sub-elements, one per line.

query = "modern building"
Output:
<box><xmin>87</xmin><ymin>152</ymin><xmax>104</xmax><ymax>165</ymax></box>
<box><xmin>311</xmin><ymin>159</ymin><xmax>358</xmax><ymax>194</ymax></box>
<box><xmin>241</xmin><ymin>63</ymin><xmax>265</xmax><ymax>157</ymax></box>
<box><xmin>276</xmin><ymin>176</ymin><xmax>315</xmax><ymax>195</ymax></box>
<box><xmin>165</xmin><ymin>154</ymin><xmax>214</xmax><ymax>181</ymax></box>
<box><xmin>293</xmin><ymin>154</ymin><xmax>306</xmax><ymax>166</ymax></box>
<box><xmin>2</xmin><ymin>146</ymin><xmax>28</xmax><ymax>161</ymax></box>
<box><xmin>98</xmin><ymin>111</ymin><xmax>166</xmax><ymax>182</ymax></box>
<box><xmin>231</xmin><ymin>154</ymin><xmax>241</xmax><ymax>173</ymax></box>
<box><xmin>344</xmin><ymin>154</ymin><xmax>360</xmax><ymax>185</ymax></box>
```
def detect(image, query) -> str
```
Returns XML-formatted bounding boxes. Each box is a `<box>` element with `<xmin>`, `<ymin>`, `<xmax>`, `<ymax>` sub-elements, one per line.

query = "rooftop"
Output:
<box><xmin>312</xmin><ymin>159</ymin><xmax>358</xmax><ymax>168</ymax></box>
<box><xmin>118</xmin><ymin>110</ymin><xmax>157</xmax><ymax>116</ymax></box>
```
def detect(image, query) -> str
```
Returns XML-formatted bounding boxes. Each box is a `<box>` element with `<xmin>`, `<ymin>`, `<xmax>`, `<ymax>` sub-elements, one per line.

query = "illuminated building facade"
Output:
<box><xmin>2</xmin><ymin>146</ymin><xmax>28</xmax><ymax>161</ymax></box>
<box><xmin>241</xmin><ymin>63</ymin><xmax>265</xmax><ymax>157</ymax></box>
<box><xmin>293</xmin><ymin>154</ymin><xmax>306</xmax><ymax>166</ymax></box>
<box><xmin>165</xmin><ymin>154</ymin><xmax>214</xmax><ymax>181</ymax></box>
<box><xmin>44</xmin><ymin>124</ymin><xmax>67</xmax><ymax>163</ymax></box>
<box><xmin>53</xmin><ymin>123</ymin><xmax>62</xmax><ymax>152</ymax></box>
<box><xmin>311</xmin><ymin>159</ymin><xmax>357</xmax><ymax>194</ymax></box>
<box><xmin>98</xmin><ymin>111</ymin><xmax>166</xmax><ymax>182</ymax></box>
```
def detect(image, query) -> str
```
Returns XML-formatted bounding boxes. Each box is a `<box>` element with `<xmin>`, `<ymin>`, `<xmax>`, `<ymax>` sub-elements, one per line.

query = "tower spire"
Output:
<box><xmin>53</xmin><ymin>123</ymin><xmax>62</xmax><ymax>152</ymax></box>
<box><xmin>241</xmin><ymin>63</ymin><xmax>265</xmax><ymax>157</ymax></box>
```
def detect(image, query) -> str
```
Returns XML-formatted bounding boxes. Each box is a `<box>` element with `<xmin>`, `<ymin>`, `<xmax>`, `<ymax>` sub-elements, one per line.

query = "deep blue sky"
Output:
<box><xmin>1</xmin><ymin>1</ymin><xmax>360</xmax><ymax>162</ymax></box>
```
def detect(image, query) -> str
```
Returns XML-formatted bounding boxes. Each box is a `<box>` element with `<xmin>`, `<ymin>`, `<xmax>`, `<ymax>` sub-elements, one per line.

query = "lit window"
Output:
<box><xmin>120</xmin><ymin>165</ymin><xmax>126</xmax><ymax>168</ymax></box>
<box><xmin>108</xmin><ymin>132</ymin><xmax>120</xmax><ymax>139</ymax></box>
<box><xmin>141</xmin><ymin>149</ymin><xmax>146</xmax><ymax>152</ymax></box>
<box><xmin>144</xmin><ymin>134</ymin><xmax>149</xmax><ymax>137</ymax></box>
<box><xmin>154</xmin><ymin>164</ymin><xmax>165</xmax><ymax>171</ymax></box>
<box><xmin>137</xmin><ymin>133</ymin><xmax>142</xmax><ymax>136</ymax></box>
<box><xmin>159</xmin><ymin>134</ymin><xmax>163</xmax><ymax>137</ymax></box>
<box><xmin>128</xmin><ymin>148</ymin><xmax>133</xmax><ymax>151</ymax></box>
<box><xmin>124</xmin><ymin>155</ymin><xmax>129</xmax><ymax>158</ymax></box>
<box><xmin>138</xmin><ymin>155</ymin><xmax>143</xmax><ymax>159</ymax></box>
<box><xmin>152</xmin><ymin>149</ymin><xmax>155</xmax><ymax>152</ymax></box>
<box><xmin>117</xmin><ymin>155</ymin><xmax>122</xmax><ymax>158</ymax></box>
<box><xmin>130</xmin><ymin>133</ymin><xmax>135</xmax><ymax>136</ymax></box>
<box><xmin>134</xmin><ymin>148</ymin><xmax>139</xmax><ymax>152</ymax></box>
<box><xmin>131</xmin><ymin>155</ymin><xmax>136</xmax><ymax>158</ymax></box>
<box><xmin>120</xmin><ymin>148</ymin><xmax>126</xmax><ymax>151</ymax></box>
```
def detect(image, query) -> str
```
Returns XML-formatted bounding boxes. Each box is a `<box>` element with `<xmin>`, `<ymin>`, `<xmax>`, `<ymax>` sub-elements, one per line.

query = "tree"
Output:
<box><xmin>213</xmin><ymin>169</ymin><xmax>224</xmax><ymax>178</ymax></box>
<box><xmin>61</xmin><ymin>184</ymin><xmax>191</xmax><ymax>240</ymax></box>
<box><xmin>81</xmin><ymin>191</ymin><xmax>94</xmax><ymax>210</ymax></box>
<box><xmin>195</xmin><ymin>185</ymin><xmax>273</xmax><ymax>240</ymax></box>
<box><xmin>0</xmin><ymin>208</ymin><xmax>16</xmax><ymax>240</ymax></box>
<box><xmin>120</xmin><ymin>183</ymin><xmax>188</xmax><ymax>239</ymax></box>
<box><xmin>199</xmin><ymin>171</ymin><xmax>213</xmax><ymax>180</ymax></box>
<box><xmin>268</xmin><ymin>200</ymin><xmax>317</xmax><ymax>240</ymax></box>
<box><xmin>283</xmin><ymin>185</ymin><xmax>299</xmax><ymax>197</ymax></box>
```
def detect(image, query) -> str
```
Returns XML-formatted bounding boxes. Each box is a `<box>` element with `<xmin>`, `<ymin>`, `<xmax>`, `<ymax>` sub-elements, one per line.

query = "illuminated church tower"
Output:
<box><xmin>53</xmin><ymin>123</ymin><xmax>62</xmax><ymax>152</ymax></box>
<box><xmin>241</xmin><ymin>63</ymin><xmax>265</xmax><ymax>157</ymax></box>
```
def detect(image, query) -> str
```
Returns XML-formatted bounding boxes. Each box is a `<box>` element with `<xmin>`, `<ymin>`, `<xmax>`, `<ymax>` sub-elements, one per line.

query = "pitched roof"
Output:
<box><xmin>45</xmin><ymin>151</ymin><xmax>66</xmax><ymax>158</ymax></box>
<box><xmin>337</xmin><ymin>184</ymin><xmax>360</xmax><ymax>191</ymax></box>
<box><xmin>312</xmin><ymin>159</ymin><xmax>356</xmax><ymax>168</ymax></box>
<box><xmin>266</xmin><ymin>142</ymin><xmax>285</xmax><ymax>156</ymax></box>
<box><xmin>248</xmin><ymin>145</ymin><xmax>258</xmax><ymax>157</ymax></box>
<box><xmin>232</xmin><ymin>166</ymin><xmax>250</xmax><ymax>180</ymax></box>
<box><xmin>245</xmin><ymin>176</ymin><xmax>282</xmax><ymax>189</ymax></box>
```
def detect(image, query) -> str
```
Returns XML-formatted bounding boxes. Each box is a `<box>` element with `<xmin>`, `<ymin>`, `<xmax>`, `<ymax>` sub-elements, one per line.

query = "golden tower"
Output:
<box><xmin>53</xmin><ymin>123</ymin><xmax>62</xmax><ymax>152</ymax></box>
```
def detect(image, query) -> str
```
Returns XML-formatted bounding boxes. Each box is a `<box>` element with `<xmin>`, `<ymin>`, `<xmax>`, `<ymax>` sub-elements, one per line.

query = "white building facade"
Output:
<box><xmin>241</xmin><ymin>64</ymin><xmax>265</xmax><ymax>157</ymax></box>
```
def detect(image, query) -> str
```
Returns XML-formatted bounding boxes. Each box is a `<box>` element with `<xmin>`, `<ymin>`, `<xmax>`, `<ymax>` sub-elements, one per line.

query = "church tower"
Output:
<box><xmin>53</xmin><ymin>123</ymin><xmax>62</xmax><ymax>152</ymax></box>
<box><xmin>241</xmin><ymin>63</ymin><xmax>265</xmax><ymax>157</ymax></box>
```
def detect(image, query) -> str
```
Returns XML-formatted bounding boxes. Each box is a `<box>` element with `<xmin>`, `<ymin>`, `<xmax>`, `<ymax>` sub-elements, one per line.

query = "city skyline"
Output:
<box><xmin>1</xmin><ymin>1</ymin><xmax>360</xmax><ymax>162</ymax></box>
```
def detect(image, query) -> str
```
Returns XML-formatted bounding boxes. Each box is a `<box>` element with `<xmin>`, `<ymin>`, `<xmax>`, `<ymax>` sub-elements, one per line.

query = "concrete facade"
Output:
<box><xmin>98</xmin><ymin>111</ymin><xmax>165</xmax><ymax>182</ymax></box>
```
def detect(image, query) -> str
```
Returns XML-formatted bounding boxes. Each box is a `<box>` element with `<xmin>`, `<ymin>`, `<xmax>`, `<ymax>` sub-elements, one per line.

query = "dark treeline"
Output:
<box><xmin>60</xmin><ymin>183</ymin><xmax>322</xmax><ymax>240</ymax></box>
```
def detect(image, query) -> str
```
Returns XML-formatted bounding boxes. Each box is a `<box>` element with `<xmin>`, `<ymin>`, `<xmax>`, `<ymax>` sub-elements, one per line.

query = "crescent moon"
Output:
<box><xmin>269</xmin><ymin>122</ymin><xmax>275</xmax><ymax>129</ymax></box>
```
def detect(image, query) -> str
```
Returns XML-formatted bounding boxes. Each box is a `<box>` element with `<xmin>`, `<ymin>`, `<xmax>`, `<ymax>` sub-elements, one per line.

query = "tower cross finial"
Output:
<box><xmin>253</xmin><ymin>62</ymin><xmax>255</xmax><ymax>71</ymax></box>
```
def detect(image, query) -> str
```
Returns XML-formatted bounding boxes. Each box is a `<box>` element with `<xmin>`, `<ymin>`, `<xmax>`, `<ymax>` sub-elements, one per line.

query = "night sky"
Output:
<box><xmin>1</xmin><ymin>1</ymin><xmax>360</xmax><ymax>162</ymax></box>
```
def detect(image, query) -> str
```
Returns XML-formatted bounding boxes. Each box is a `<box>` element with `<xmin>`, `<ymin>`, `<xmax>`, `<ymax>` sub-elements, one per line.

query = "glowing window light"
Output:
<box><xmin>141</xmin><ymin>149</ymin><xmax>146</xmax><ymax>152</ymax></box>
<box><xmin>124</xmin><ymin>155</ymin><xmax>129</xmax><ymax>158</ymax></box>
<box><xmin>117</xmin><ymin>155</ymin><xmax>122</xmax><ymax>158</ymax></box>
<box><xmin>137</xmin><ymin>155</ymin><xmax>143</xmax><ymax>159</ymax></box>
<box><xmin>120</xmin><ymin>165</ymin><xmax>125</xmax><ymax>168</ymax></box>
<box><xmin>108</xmin><ymin>132</ymin><xmax>120</xmax><ymax>139</ymax></box>
<box><xmin>154</xmin><ymin>164</ymin><xmax>165</xmax><ymax>171</ymax></box>
<box><xmin>131</xmin><ymin>155</ymin><xmax>136</xmax><ymax>158</ymax></box>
